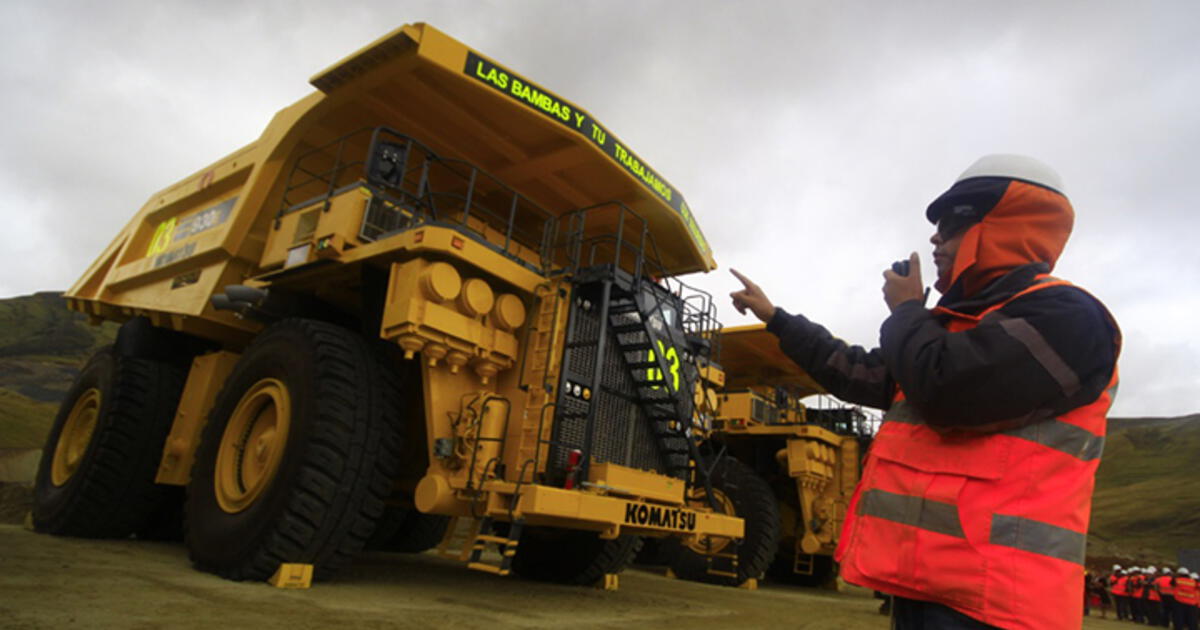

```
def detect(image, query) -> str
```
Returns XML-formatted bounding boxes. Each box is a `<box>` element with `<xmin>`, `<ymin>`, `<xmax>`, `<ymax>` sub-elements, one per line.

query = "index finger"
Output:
<box><xmin>730</xmin><ymin>268</ymin><xmax>756</xmax><ymax>290</ymax></box>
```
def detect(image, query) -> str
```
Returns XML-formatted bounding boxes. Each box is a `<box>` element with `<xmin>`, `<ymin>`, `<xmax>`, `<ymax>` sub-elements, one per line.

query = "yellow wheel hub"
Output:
<box><xmin>215</xmin><ymin>378</ymin><xmax>291</xmax><ymax>513</ymax></box>
<box><xmin>686</xmin><ymin>487</ymin><xmax>737</xmax><ymax>555</ymax></box>
<box><xmin>51</xmin><ymin>387</ymin><xmax>102</xmax><ymax>486</ymax></box>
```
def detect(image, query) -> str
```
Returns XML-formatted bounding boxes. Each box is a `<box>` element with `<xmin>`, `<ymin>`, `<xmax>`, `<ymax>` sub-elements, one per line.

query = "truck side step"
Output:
<box><xmin>706</xmin><ymin>549</ymin><xmax>740</xmax><ymax>579</ymax></box>
<box><xmin>464</xmin><ymin>516</ymin><xmax>524</xmax><ymax>577</ymax></box>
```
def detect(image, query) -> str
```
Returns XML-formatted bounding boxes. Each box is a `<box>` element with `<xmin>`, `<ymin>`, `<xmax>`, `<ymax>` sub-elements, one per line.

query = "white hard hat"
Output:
<box><xmin>1164</xmin><ymin>567</ymin><xmax>1173</xmax><ymax>574</ymax></box>
<box><xmin>1181</xmin><ymin>567</ymin><xmax>1190</xmax><ymax>574</ymax></box>
<box><xmin>1148</xmin><ymin>566</ymin><xmax>1158</xmax><ymax>574</ymax></box>
<box><xmin>1193</xmin><ymin>572</ymin><xmax>1199</xmax><ymax>579</ymax></box>
<box><xmin>1113</xmin><ymin>564</ymin><xmax>1122</xmax><ymax>570</ymax></box>
<box><xmin>955</xmin><ymin>154</ymin><xmax>1065</xmax><ymax>193</ymax></box>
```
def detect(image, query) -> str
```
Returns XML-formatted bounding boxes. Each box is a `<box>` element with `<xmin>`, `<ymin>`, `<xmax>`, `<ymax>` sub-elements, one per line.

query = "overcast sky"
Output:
<box><xmin>2</xmin><ymin>1</ymin><xmax>1197</xmax><ymax>418</ymax></box>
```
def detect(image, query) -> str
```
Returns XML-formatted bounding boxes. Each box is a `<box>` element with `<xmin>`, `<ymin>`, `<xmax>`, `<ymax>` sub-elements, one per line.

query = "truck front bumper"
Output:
<box><xmin>484</xmin><ymin>482</ymin><xmax>744</xmax><ymax>541</ymax></box>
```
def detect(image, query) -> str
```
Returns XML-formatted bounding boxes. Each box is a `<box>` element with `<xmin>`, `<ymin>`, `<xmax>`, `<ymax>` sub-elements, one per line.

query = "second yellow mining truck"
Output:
<box><xmin>31</xmin><ymin>23</ymin><xmax>741</xmax><ymax>586</ymax></box>
<box><xmin>658</xmin><ymin>324</ymin><xmax>875</xmax><ymax>587</ymax></box>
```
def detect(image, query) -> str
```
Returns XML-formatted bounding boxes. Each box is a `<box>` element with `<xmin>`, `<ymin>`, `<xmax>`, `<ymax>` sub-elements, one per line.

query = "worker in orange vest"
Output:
<box><xmin>1132</xmin><ymin>568</ymin><xmax>1149</xmax><ymax>623</ymax></box>
<box><xmin>1158</xmin><ymin>567</ymin><xmax>1178</xmax><ymax>629</ymax></box>
<box><xmin>732</xmin><ymin>155</ymin><xmax>1120</xmax><ymax>630</ymax></box>
<box><xmin>1113</xmin><ymin>568</ymin><xmax>1131</xmax><ymax>621</ymax></box>
<box><xmin>1148</xmin><ymin>566</ymin><xmax>1165</xmax><ymax>625</ymax></box>
<box><xmin>1174</xmin><ymin>570</ymin><xmax>1198</xmax><ymax>630</ymax></box>
<box><xmin>1108</xmin><ymin>564</ymin><xmax>1128</xmax><ymax>619</ymax></box>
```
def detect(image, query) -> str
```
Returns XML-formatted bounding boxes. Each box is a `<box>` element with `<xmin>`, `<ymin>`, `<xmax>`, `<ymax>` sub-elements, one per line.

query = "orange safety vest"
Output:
<box><xmin>1157</xmin><ymin>574</ymin><xmax>1175</xmax><ymax>597</ymax></box>
<box><xmin>1149</xmin><ymin>575</ymin><xmax>1162</xmax><ymax>601</ymax></box>
<box><xmin>1113</xmin><ymin>575</ymin><xmax>1129</xmax><ymax>596</ymax></box>
<box><xmin>1175</xmin><ymin>576</ymin><xmax>1199</xmax><ymax>606</ymax></box>
<box><xmin>1132</xmin><ymin>575</ymin><xmax>1146</xmax><ymax>598</ymax></box>
<box><xmin>836</xmin><ymin>277</ymin><xmax>1120</xmax><ymax>630</ymax></box>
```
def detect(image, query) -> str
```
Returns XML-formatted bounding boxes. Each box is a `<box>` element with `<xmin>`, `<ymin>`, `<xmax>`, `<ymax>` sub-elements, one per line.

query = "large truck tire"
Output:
<box><xmin>512</xmin><ymin>526</ymin><xmax>643</xmax><ymax>585</ymax></box>
<box><xmin>33</xmin><ymin>346</ymin><xmax>185</xmax><ymax>537</ymax></box>
<box><xmin>184</xmin><ymin>319</ymin><xmax>402</xmax><ymax>581</ymax></box>
<box><xmin>368</xmin><ymin>506</ymin><xmax>450</xmax><ymax>553</ymax></box>
<box><xmin>664</xmin><ymin>457</ymin><xmax>780</xmax><ymax>585</ymax></box>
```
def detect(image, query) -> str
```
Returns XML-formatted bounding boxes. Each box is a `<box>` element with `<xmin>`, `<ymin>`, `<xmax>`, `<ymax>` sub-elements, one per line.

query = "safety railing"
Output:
<box><xmin>276</xmin><ymin>127</ymin><xmax>558</xmax><ymax>273</ymax></box>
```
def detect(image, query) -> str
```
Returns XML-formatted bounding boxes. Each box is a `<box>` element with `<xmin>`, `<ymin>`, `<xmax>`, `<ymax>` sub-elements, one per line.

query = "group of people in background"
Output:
<box><xmin>1086</xmin><ymin>564</ymin><xmax>1199</xmax><ymax>630</ymax></box>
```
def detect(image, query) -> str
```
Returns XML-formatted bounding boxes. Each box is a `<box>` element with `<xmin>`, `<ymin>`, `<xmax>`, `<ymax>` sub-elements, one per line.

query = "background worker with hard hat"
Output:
<box><xmin>1146</xmin><ymin>566</ymin><xmax>1165</xmax><ymax>626</ymax></box>
<box><xmin>1132</xmin><ymin>567</ymin><xmax>1147</xmax><ymax>623</ymax></box>
<box><xmin>1158</xmin><ymin>567</ymin><xmax>1177</xmax><ymax>628</ymax></box>
<box><xmin>731</xmin><ymin>154</ymin><xmax>1120</xmax><ymax>630</ymax></box>
<box><xmin>1175</xmin><ymin>570</ymin><xmax>1199</xmax><ymax>630</ymax></box>
<box><xmin>1114</xmin><ymin>567</ymin><xmax>1132</xmax><ymax>621</ymax></box>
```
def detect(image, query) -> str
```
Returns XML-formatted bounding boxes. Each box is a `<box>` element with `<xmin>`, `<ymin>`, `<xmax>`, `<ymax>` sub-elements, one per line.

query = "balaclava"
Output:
<box><xmin>926</xmin><ymin>154</ymin><xmax>1074</xmax><ymax>297</ymax></box>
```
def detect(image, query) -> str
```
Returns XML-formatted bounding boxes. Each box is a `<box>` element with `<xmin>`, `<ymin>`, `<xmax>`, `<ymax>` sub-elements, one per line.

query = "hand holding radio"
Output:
<box><xmin>883</xmin><ymin>252</ymin><xmax>927</xmax><ymax>311</ymax></box>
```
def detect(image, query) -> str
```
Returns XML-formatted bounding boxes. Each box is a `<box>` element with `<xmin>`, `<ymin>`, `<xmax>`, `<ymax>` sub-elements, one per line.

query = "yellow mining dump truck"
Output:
<box><xmin>659</xmin><ymin>324</ymin><xmax>874</xmax><ymax>587</ymax></box>
<box><xmin>32</xmin><ymin>23</ymin><xmax>741</xmax><ymax>587</ymax></box>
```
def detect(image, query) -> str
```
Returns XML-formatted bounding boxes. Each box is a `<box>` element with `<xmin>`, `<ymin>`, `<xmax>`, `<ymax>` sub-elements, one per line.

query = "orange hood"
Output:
<box><xmin>944</xmin><ymin>180</ymin><xmax>1074</xmax><ymax>297</ymax></box>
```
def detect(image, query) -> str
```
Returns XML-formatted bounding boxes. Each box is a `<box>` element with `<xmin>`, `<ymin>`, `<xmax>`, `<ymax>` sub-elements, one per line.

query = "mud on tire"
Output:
<box><xmin>185</xmin><ymin>319</ymin><xmax>402</xmax><ymax>581</ymax></box>
<box><xmin>513</xmin><ymin>526</ymin><xmax>643</xmax><ymax>585</ymax></box>
<box><xmin>33</xmin><ymin>346</ymin><xmax>185</xmax><ymax>538</ymax></box>
<box><xmin>664</xmin><ymin>457</ymin><xmax>780</xmax><ymax>585</ymax></box>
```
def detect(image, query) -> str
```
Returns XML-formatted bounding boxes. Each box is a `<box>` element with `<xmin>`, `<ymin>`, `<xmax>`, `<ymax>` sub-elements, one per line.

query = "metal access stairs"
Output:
<box><xmin>438</xmin><ymin>516</ymin><xmax>526</xmax><ymax>577</ymax></box>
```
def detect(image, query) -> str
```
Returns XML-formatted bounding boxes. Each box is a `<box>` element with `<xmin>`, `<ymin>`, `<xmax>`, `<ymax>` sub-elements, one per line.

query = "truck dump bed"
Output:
<box><xmin>717</xmin><ymin>324</ymin><xmax>825</xmax><ymax>394</ymax></box>
<box><xmin>67</xmin><ymin>23</ymin><xmax>714</xmax><ymax>340</ymax></box>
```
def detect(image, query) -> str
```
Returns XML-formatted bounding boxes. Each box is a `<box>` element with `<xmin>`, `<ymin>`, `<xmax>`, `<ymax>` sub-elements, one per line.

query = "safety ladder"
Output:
<box><xmin>703</xmin><ymin>541</ymin><xmax>741</xmax><ymax>580</ymax></box>
<box><xmin>606</xmin><ymin>290</ymin><xmax>695</xmax><ymax>478</ymax></box>
<box><xmin>438</xmin><ymin>516</ymin><xmax>525</xmax><ymax>576</ymax></box>
<box><xmin>516</xmin><ymin>284</ymin><xmax>565</xmax><ymax>476</ymax></box>
<box><xmin>793</xmin><ymin>546</ymin><xmax>816</xmax><ymax>575</ymax></box>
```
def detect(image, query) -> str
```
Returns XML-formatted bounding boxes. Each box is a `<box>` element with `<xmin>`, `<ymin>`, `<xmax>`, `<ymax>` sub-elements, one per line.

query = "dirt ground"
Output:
<box><xmin>0</xmin><ymin>523</ymin><xmax>1134</xmax><ymax>630</ymax></box>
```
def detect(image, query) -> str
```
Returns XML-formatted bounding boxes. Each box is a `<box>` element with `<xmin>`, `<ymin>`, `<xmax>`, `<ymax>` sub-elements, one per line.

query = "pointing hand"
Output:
<box><xmin>730</xmin><ymin>269</ymin><xmax>777</xmax><ymax>323</ymax></box>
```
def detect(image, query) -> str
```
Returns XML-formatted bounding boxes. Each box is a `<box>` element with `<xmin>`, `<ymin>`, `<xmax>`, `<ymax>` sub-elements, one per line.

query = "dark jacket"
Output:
<box><xmin>767</xmin><ymin>176</ymin><xmax>1118</xmax><ymax>429</ymax></box>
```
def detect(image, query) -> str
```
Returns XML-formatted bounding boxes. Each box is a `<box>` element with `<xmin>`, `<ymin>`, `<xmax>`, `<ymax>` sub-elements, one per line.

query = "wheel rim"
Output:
<box><xmin>685</xmin><ymin>488</ymin><xmax>736</xmax><ymax>555</ymax></box>
<box><xmin>51</xmin><ymin>387</ymin><xmax>102</xmax><ymax>486</ymax></box>
<box><xmin>215</xmin><ymin>378</ymin><xmax>291</xmax><ymax>513</ymax></box>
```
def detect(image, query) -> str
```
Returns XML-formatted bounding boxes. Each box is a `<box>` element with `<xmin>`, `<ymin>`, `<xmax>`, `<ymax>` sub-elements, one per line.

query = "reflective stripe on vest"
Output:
<box><xmin>989</xmin><ymin>514</ymin><xmax>1087</xmax><ymax>565</ymax></box>
<box><xmin>886</xmin><ymin>399</ymin><xmax>1106</xmax><ymax>462</ymax></box>
<box><xmin>1175</xmin><ymin>577</ymin><xmax>1199</xmax><ymax>605</ymax></box>
<box><xmin>836</xmin><ymin>275</ymin><xmax>1120</xmax><ymax>630</ymax></box>
<box><xmin>858</xmin><ymin>487</ymin><xmax>1086</xmax><ymax>564</ymax></box>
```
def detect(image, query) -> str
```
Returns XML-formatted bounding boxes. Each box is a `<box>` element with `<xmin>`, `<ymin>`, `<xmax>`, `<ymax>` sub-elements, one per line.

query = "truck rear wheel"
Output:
<box><xmin>33</xmin><ymin>346</ymin><xmax>185</xmax><ymax>537</ymax></box>
<box><xmin>185</xmin><ymin>319</ymin><xmax>402</xmax><ymax>581</ymax></box>
<box><xmin>512</xmin><ymin>526</ymin><xmax>643</xmax><ymax>585</ymax></box>
<box><xmin>665</xmin><ymin>458</ymin><xmax>779</xmax><ymax>585</ymax></box>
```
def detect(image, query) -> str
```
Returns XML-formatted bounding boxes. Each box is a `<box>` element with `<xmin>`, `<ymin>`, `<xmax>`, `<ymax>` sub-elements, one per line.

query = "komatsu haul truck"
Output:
<box><xmin>33</xmin><ymin>23</ymin><xmax>740</xmax><ymax>587</ymax></box>
<box><xmin>659</xmin><ymin>325</ymin><xmax>875</xmax><ymax>588</ymax></box>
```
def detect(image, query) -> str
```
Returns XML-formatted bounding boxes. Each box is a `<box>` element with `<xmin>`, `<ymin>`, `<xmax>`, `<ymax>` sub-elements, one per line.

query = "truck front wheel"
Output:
<box><xmin>185</xmin><ymin>319</ymin><xmax>402</xmax><ymax>581</ymax></box>
<box><xmin>512</xmin><ymin>526</ymin><xmax>643</xmax><ymax>585</ymax></box>
<box><xmin>665</xmin><ymin>457</ymin><xmax>780</xmax><ymax>586</ymax></box>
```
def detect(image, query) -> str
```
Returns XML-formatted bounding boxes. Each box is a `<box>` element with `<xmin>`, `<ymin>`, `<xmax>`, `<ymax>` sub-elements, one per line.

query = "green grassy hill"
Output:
<box><xmin>0</xmin><ymin>292</ymin><xmax>114</xmax><ymax>359</ymax></box>
<box><xmin>0</xmin><ymin>292</ymin><xmax>117</xmax><ymax>451</ymax></box>
<box><xmin>0</xmin><ymin>389</ymin><xmax>59</xmax><ymax>448</ymax></box>
<box><xmin>1088</xmin><ymin>415</ymin><xmax>1200</xmax><ymax>564</ymax></box>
